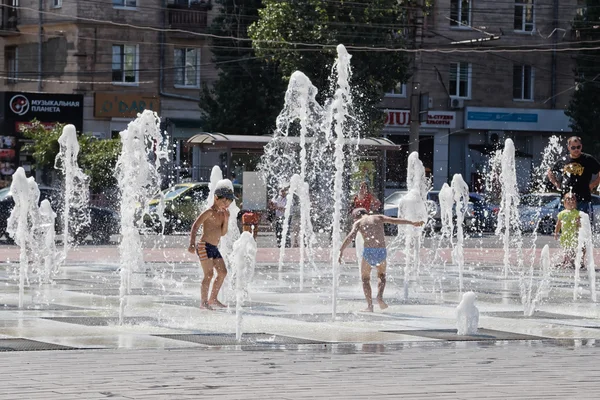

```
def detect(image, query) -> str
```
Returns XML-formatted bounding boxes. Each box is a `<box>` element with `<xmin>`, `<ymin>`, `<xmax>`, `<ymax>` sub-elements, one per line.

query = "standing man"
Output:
<box><xmin>547</xmin><ymin>136</ymin><xmax>600</xmax><ymax>220</ymax></box>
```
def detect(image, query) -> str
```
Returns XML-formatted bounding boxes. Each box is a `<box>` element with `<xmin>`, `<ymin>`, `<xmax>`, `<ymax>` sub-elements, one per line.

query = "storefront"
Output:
<box><xmin>382</xmin><ymin>109</ymin><xmax>456</xmax><ymax>194</ymax></box>
<box><xmin>0</xmin><ymin>91</ymin><xmax>84</xmax><ymax>187</ymax></box>
<box><xmin>463</xmin><ymin>106</ymin><xmax>571</xmax><ymax>192</ymax></box>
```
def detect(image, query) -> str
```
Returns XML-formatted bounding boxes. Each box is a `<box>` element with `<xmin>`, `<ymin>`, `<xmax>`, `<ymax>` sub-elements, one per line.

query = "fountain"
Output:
<box><xmin>115</xmin><ymin>110</ymin><xmax>169</xmax><ymax>324</ymax></box>
<box><xmin>496</xmin><ymin>139</ymin><xmax>523</xmax><ymax>279</ymax></box>
<box><xmin>451</xmin><ymin>174</ymin><xmax>470</xmax><ymax>293</ymax></box>
<box><xmin>54</xmin><ymin>124</ymin><xmax>90</xmax><ymax>259</ymax></box>
<box><xmin>259</xmin><ymin>44</ymin><xmax>357</xmax><ymax>318</ymax></box>
<box><xmin>7</xmin><ymin>168</ymin><xmax>41</xmax><ymax>308</ymax></box>
<box><xmin>232</xmin><ymin>231</ymin><xmax>258</xmax><ymax>340</ymax></box>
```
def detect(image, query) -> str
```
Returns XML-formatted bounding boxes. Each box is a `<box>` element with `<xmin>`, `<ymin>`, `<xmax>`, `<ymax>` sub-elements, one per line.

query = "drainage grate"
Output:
<box><xmin>159</xmin><ymin>300</ymin><xmax>282</xmax><ymax>312</ymax></box>
<box><xmin>0</xmin><ymin>303</ymin><xmax>83</xmax><ymax>311</ymax></box>
<box><xmin>66</xmin><ymin>288</ymin><xmax>174</xmax><ymax>296</ymax></box>
<box><xmin>275</xmin><ymin>313</ymin><xmax>397</xmax><ymax>323</ymax></box>
<box><xmin>483</xmin><ymin>311</ymin><xmax>588</xmax><ymax>320</ymax></box>
<box><xmin>0</xmin><ymin>338</ymin><xmax>77</xmax><ymax>352</ymax></box>
<box><xmin>42</xmin><ymin>316</ymin><xmax>158</xmax><ymax>326</ymax></box>
<box><xmin>381</xmin><ymin>329</ymin><xmax>546</xmax><ymax>341</ymax></box>
<box><xmin>153</xmin><ymin>333</ymin><xmax>325</xmax><ymax>346</ymax></box>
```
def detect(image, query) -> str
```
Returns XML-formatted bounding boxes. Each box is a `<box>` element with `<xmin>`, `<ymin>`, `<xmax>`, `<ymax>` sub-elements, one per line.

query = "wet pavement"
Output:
<box><xmin>1</xmin><ymin>233</ymin><xmax>600</xmax><ymax>398</ymax></box>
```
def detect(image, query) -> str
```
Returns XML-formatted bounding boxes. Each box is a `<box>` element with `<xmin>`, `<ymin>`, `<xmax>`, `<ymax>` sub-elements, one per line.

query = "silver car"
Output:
<box><xmin>519</xmin><ymin>193</ymin><xmax>600</xmax><ymax>234</ymax></box>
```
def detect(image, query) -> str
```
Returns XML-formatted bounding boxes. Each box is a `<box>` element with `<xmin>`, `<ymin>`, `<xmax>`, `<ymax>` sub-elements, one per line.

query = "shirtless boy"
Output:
<box><xmin>339</xmin><ymin>208</ymin><xmax>424</xmax><ymax>312</ymax></box>
<box><xmin>188</xmin><ymin>186</ymin><xmax>234</xmax><ymax>310</ymax></box>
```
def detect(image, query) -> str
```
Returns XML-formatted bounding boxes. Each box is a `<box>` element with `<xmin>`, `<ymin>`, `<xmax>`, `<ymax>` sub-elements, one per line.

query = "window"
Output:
<box><xmin>450</xmin><ymin>0</ymin><xmax>471</xmax><ymax>27</ymax></box>
<box><xmin>514</xmin><ymin>0</ymin><xmax>534</xmax><ymax>32</ymax></box>
<box><xmin>513</xmin><ymin>65</ymin><xmax>534</xmax><ymax>100</ymax></box>
<box><xmin>386</xmin><ymin>83</ymin><xmax>406</xmax><ymax>97</ymax></box>
<box><xmin>52</xmin><ymin>0</ymin><xmax>62</xmax><ymax>7</ymax></box>
<box><xmin>5</xmin><ymin>46</ymin><xmax>17</xmax><ymax>84</ymax></box>
<box><xmin>112</xmin><ymin>45</ymin><xmax>138</xmax><ymax>84</ymax></box>
<box><xmin>449</xmin><ymin>62</ymin><xmax>471</xmax><ymax>98</ymax></box>
<box><xmin>174</xmin><ymin>48</ymin><xmax>200</xmax><ymax>87</ymax></box>
<box><xmin>113</xmin><ymin>0</ymin><xmax>136</xmax><ymax>8</ymax></box>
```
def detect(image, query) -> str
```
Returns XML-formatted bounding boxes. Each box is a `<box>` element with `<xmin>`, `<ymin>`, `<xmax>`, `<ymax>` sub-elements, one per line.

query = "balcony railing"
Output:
<box><xmin>0</xmin><ymin>3</ymin><xmax>19</xmax><ymax>35</ymax></box>
<box><xmin>166</xmin><ymin>1</ymin><xmax>211</xmax><ymax>32</ymax></box>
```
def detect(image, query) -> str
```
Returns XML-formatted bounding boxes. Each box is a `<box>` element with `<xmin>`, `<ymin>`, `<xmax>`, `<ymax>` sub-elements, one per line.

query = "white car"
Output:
<box><xmin>383</xmin><ymin>190</ymin><xmax>477</xmax><ymax>235</ymax></box>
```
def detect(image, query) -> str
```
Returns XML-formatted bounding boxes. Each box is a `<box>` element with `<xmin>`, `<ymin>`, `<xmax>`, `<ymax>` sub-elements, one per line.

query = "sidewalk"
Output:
<box><xmin>1</xmin><ymin>341</ymin><xmax>600</xmax><ymax>399</ymax></box>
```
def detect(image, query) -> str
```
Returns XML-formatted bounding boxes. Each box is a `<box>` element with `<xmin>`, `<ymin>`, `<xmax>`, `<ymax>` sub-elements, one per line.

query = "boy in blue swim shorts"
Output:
<box><xmin>188</xmin><ymin>184</ymin><xmax>235</xmax><ymax>310</ymax></box>
<box><xmin>339</xmin><ymin>208</ymin><xmax>424</xmax><ymax>312</ymax></box>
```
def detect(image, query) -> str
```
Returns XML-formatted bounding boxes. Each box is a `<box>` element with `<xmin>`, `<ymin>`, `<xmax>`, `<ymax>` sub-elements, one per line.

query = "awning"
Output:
<box><xmin>187</xmin><ymin>133</ymin><xmax>400</xmax><ymax>150</ymax></box>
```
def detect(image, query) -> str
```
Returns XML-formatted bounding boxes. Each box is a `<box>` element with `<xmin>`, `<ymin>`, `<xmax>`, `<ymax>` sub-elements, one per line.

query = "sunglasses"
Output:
<box><xmin>570</xmin><ymin>145</ymin><xmax>582</xmax><ymax>150</ymax></box>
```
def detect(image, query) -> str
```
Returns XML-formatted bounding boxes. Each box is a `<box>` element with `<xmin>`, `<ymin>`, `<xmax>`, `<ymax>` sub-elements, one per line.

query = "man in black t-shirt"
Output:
<box><xmin>547</xmin><ymin>136</ymin><xmax>600</xmax><ymax>220</ymax></box>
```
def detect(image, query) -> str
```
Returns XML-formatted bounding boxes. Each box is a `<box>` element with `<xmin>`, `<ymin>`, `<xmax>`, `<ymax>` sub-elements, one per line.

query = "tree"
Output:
<box><xmin>248</xmin><ymin>0</ymin><xmax>411</xmax><ymax>135</ymax></box>
<box><xmin>22</xmin><ymin>122</ymin><xmax>121</xmax><ymax>193</ymax></box>
<box><xmin>199</xmin><ymin>0</ymin><xmax>287</xmax><ymax>136</ymax></box>
<box><xmin>566</xmin><ymin>0</ymin><xmax>600</xmax><ymax>157</ymax></box>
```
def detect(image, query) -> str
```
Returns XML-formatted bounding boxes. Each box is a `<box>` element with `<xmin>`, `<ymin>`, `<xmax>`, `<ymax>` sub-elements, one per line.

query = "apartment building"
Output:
<box><xmin>0</xmin><ymin>0</ymin><xmax>215</xmax><ymax>187</ymax></box>
<box><xmin>380</xmin><ymin>0</ymin><xmax>577</xmax><ymax>192</ymax></box>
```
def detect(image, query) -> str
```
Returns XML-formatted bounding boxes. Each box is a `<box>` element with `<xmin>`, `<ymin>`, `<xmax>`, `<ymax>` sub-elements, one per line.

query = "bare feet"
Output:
<box><xmin>200</xmin><ymin>301</ymin><xmax>213</xmax><ymax>310</ymax></box>
<box><xmin>378</xmin><ymin>299</ymin><xmax>388</xmax><ymax>310</ymax></box>
<box><xmin>208</xmin><ymin>300</ymin><xmax>227</xmax><ymax>309</ymax></box>
<box><xmin>362</xmin><ymin>305</ymin><xmax>374</xmax><ymax>312</ymax></box>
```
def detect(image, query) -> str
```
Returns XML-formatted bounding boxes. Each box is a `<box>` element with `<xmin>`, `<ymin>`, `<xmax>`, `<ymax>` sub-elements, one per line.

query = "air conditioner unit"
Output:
<box><xmin>450</xmin><ymin>98</ymin><xmax>465</xmax><ymax>109</ymax></box>
<box><xmin>486</xmin><ymin>131</ymin><xmax>505</xmax><ymax>145</ymax></box>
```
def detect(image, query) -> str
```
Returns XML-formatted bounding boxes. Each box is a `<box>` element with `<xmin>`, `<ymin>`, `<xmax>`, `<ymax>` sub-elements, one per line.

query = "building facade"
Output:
<box><xmin>0</xmin><ymin>0</ymin><xmax>216</xmax><ymax>187</ymax></box>
<box><xmin>380</xmin><ymin>0</ymin><xmax>578</xmax><ymax>193</ymax></box>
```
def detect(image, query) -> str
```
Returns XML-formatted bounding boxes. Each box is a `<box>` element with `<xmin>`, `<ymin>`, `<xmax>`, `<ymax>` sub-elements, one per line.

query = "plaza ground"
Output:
<box><xmin>1</xmin><ymin>232</ymin><xmax>600</xmax><ymax>398</ymax></box>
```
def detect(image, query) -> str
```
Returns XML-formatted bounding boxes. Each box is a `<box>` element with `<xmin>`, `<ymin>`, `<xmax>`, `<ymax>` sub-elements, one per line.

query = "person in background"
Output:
<box><xmin>548</xmin><ymin>136</ymin><xmax>600</xmax><ymax>222</ymax></box>
<box><xmin>271</xmin><ymin>186</ymin><xmax>290</xmax><ymax>247</ymax></box>
<box><xmin>554</xmin><ymin>193</ymin><xmax>581</xmax><ymax>269</ymax></box>
<box><xmin>352</xmin><ymin>182</ymin><xmax>381</xmax><ymax>213</ymax></box>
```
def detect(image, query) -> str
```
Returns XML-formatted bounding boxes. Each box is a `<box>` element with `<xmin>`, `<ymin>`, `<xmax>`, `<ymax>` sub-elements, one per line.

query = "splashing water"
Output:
<box><xmin>38</xmin><ymin>199</ymin><xmax>59</xmax><ymax>284</ymax></box>
<box><xmin>115</xmin><ymin>110</ymin><xmax>169</xmax><ymax>324</ymax></box>
<box><xmin>54</xmin><ymin>124</ymin><xmax>90</xmax><ymax>259</ymax></box>
<box><xmin>451</xmin><ymin>174</ymin><xmax>470</xmax><ymax>293</ymax></box>
<box><xmin>278</xmin><ymin>174</ymin><xmax>317</xmax><ymax>290</ymax></box>
<box><xmin>575</xmin><ymin>212</ymin><xmax>597</xmax><ymax>302</ymax></box>
<box><xmin>7</xmin><ymin>168</ymin><xmax>41</xmax><ymax>308</ymax></box>
<box><xmin>232</xmin><ymin>232</ymin><xmax>258</xmax><ymax>341</ymax></box>
<box><xmin>521</xmin><ymin>136</ymin><xmax>564</xmax><ymax>315</ymax></box>
<box><xmin>456</xmin><ymin>291</ymin><xmax>479</xmax><ymax>335</ymax></box>
<box><xmin>523</xmin><ymin>244</ymin><xmax>553</xmax><ymax>316</ymax></box>
<box><xmin>397</xmin><ymin>152</ymin><xmax>429</xmax><ymax>300</ymax></box>
<box><xmin>259</xmin><ymin>45</ymin><xmax>356</xmax><ymax>319</ymax></box>
<box><xmin>495</xmin><ymin>139</ymin><xmax>523</xmax><ymax>279</ymax></box>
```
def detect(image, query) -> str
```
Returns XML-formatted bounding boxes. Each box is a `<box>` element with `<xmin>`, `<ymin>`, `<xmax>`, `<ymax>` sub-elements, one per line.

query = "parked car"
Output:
<box><xmin>0</xmin><ymin>186</ymin><xmax>119</xmax><ymax>244</ymax></box>
<box><xmin>383</xmin><ymin>190</ymin><xmax>438</xmax><ymax>235</ymax></box>
<box><xmin>467</xmin><ymin>192</ymin><xmax>498</xmax><ymax>233</ymax></box>
<box><xmin>519</xmin><ymin>192</ymin><xmax>600</xmax><ymax>234</ymax></box>
<box><xmin>144</xmin><ymin>182</ymin><xmax>242</xmax><ymax>234</ymax></box>
<box><xmin>383</xmin><ymin>189</ymin><xmax>495</xmax><ymax>235</ymax></box>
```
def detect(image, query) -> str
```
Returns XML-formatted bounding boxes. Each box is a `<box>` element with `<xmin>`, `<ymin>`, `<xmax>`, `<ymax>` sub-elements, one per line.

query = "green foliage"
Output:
<box><xmin>199</xmin><ymin>0</ymin><xmax>287</xmax><ymax>135</ymax></box>
<box><xmin>249</xmin><ymin>0</ymin><xmax>410</xmax><ymax>135</ymax></box>
<box><xmin>566</xmin><ymin>0</ymin><xmax>600</xmax><ymax>157</ymax></box>
<box><xmin>21</xmin><ymin>121</ymin><xmax>121</xmax><ymax>193</ymax></box>
<box><xmin>21</xmin><ymin>121</ymin><xmax>63</xmax><ymax>170</ymax></box>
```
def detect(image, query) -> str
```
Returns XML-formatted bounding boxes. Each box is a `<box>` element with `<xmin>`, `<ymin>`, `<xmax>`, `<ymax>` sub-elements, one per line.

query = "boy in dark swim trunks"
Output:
<box><xmin>339</xmin><ymin>208</ymin><xmax>424</xmax><ymax>312</ymax></box>
<box><xmin>188</xmin><ymin>185</ymin><xmax>235</xmax><ymax>310</ymax></box>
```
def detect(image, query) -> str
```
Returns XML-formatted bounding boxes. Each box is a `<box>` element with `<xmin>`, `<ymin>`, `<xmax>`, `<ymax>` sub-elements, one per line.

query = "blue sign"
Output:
<box><xmin>467</xmin><ymin>112</ymin><xmax>538</xmax><ymax>123</ymax></box>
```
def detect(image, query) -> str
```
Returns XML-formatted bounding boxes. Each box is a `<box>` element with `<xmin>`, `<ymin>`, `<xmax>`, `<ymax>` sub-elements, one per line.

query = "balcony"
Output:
<box><xmin>0</xmin><ymin>3</ymin><xmax>19</xmax><ymax>36</ymax></box>
<box><xmin>166</xmin><ymin>1</ymin><xmax>212</xmax><ymax>32</ymax></box>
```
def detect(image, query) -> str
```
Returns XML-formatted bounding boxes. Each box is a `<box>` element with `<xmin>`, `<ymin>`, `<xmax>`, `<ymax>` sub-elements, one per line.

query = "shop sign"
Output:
<box><xmin>94</xmin><ymin>93</ymin><xmax>160</xmax><ymax>118</ymax></box>
<box><xmin>2</xmin><ymin>92</ymin><xmax>84</xmax><ymax>133</ymax></box>
<box><xmin>465</xmin><ymin>107</ymin><xmax>572</xmax><ymax>132</ymax></box>
<box><xmin>384</xmin><ymin>110</ymin><xmax>456</xmax><ymax>129</ymax></box>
